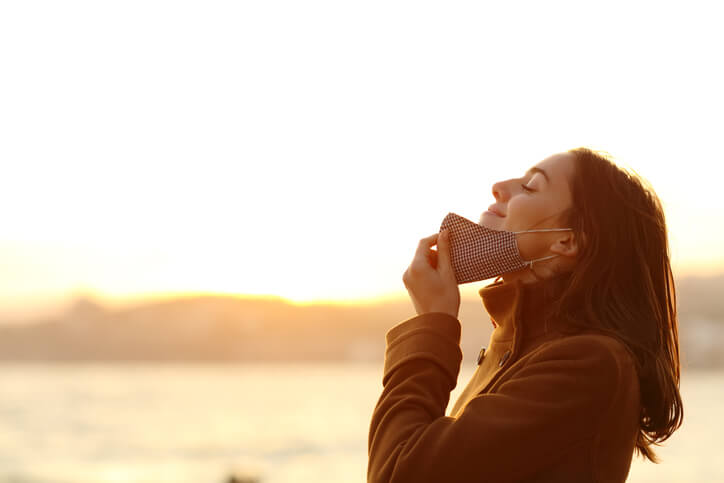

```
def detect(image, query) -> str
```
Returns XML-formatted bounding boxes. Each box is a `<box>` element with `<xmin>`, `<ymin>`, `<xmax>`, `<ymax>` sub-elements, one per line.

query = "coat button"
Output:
<box><xmin>498</xmin><ymin>350</ymin><xmax>512</xmax><ymax>367</ymax></box>
<box><xmin>477</xmin><ymin>347</ymin><xmax>486</xmax><ymax>365</ymax></box>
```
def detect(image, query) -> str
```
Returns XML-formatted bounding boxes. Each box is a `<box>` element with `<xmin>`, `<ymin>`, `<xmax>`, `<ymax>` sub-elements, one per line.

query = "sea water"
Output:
<box><xmin>0</xmin><ymin>363</ymin><xmax>720</xmax><ymax>483</ymax></box>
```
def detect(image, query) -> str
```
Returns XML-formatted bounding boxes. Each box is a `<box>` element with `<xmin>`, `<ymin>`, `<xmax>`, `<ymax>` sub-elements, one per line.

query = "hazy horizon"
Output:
<box><xmin>3</xmin><ymin>268</ymin><xmax>724</xmax><ymax>324</ymax></box>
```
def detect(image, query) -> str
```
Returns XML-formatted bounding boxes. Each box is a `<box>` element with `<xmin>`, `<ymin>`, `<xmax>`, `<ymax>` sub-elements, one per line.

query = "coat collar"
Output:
<box><xmin>478</xmin><ymin>271</ymin><xmax>573</xmax><ymax>342</ymax></box>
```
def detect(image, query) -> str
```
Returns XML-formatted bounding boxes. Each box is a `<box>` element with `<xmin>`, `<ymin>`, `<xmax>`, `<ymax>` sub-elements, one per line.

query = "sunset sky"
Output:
<box><xmin>1</xmin><ymin>0</ymin><xmax>722</xmax><ymax>320</ymax></box>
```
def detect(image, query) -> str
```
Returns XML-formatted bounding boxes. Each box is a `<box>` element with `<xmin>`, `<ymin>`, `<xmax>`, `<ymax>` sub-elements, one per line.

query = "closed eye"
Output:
<box><xmin>521</xmin><ymin>184</ymin><xmax>535</xmax><ymax>193</ymax></box>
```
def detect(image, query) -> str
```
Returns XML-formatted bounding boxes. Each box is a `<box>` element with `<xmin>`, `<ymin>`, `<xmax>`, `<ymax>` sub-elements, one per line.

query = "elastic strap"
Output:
<box><xmin>525</xmin><ymin>254</ymin><xmax>559</xmax><ymax>268</ymax></box>
<box><xmin>513</xmin><ymin>228</ymin><xmax>573</xmax><ymax>234</ymax></box>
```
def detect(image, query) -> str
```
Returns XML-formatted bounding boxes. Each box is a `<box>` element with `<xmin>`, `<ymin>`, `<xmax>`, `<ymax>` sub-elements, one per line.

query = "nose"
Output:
<box><xmin>491</xmin><ymin>180</ymin><xmax>506</xmax><ymax>201</ymax></box>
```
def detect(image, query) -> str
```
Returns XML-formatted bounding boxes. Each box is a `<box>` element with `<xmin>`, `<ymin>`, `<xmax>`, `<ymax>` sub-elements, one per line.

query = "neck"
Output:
<box><xmin>502</xmin><ymin>269</ymin><xmax>543</xmax><ymax>285</ymax></box>
<box><xmin>502</xmin><ymin>264</ymin><xmax>572</xmax><ymax>285</ymax></box>
<box><xmin>480</xmin><ymin>270</ymin><xmax>574</xmax><ymax>340</ymax></box>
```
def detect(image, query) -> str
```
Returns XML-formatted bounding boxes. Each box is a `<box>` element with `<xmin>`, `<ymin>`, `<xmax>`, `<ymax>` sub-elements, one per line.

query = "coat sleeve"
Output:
<box><xmin>367</xmin><ymin>312</ymin><xmax>635</xmax><ymax>483</ymax></box>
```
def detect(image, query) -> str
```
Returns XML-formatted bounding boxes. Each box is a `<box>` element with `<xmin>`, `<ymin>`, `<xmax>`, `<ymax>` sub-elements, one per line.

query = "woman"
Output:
<box><xmin>367</xmin><ymin>147</ymin><xmax>683</xmax><ymax>483</ymax></box>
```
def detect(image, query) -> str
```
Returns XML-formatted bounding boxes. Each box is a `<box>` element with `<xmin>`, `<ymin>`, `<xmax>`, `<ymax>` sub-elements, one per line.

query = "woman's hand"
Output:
<box><xmin>402</xmin><ymin>228</ymin><xmax>460</xmax><ymax>319</ymax></box>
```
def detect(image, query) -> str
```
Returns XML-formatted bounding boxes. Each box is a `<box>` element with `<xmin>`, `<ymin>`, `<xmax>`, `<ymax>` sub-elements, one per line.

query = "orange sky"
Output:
<box><xmin>1</xmin><ymin>1</ymin><xmax>722</xmax><ymax>320</ymax></box>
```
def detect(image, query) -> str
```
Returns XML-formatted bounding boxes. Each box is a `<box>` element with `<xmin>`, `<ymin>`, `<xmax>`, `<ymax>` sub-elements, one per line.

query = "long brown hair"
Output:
<box><xmin>547</xmin><ymin>147</ymin><xmax>683</xmax><ymax>463</ymax></box>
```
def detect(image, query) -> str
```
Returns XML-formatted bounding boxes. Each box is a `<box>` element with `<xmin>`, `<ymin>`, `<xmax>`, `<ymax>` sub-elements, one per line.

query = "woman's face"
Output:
<box><xmin>481</xmin><ymin>152</ymin><xmax>575</xmax><ymax>231</ymax></box>
<box><xmin>481</xmin><ymin>152</ymin><xmax>578</xmax><ymax>281</ymax></box>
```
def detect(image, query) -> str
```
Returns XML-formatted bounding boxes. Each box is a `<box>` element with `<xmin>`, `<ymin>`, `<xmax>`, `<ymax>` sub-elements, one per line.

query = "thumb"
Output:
<box><xmin>437</xmin><ymin>228</ymin><xmax>453</xmax><ymax>273</ymax></box>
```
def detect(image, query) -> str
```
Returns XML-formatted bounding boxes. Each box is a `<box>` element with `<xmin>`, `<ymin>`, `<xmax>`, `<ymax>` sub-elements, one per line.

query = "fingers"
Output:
<box><xmin>410</xmin><ymin>233</ymin><xmax>439</xmax><ymax>271</ymax></box>
<box><xmin>437</xmin><ymin>228</ymin><xmax>452</xmax><ymax>273</ymax></box>
<box><xmin>418</xmin><ymin>232</ymin><xmax>439</xmax><ymax>247</ymax></box>
<box><xmin>427</xmin><ymin>249</ymin><xmax>438</xmax><ymax>269</ymax></box>
<box><xmin>413</xmin><ymin>232</ymin><xmax>439</xmax><ymax>265</ymax></box>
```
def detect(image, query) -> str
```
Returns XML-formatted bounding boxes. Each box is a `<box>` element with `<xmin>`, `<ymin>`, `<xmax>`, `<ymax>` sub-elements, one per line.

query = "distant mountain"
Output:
<box><xmin>0</xmin><ymin>274</ymin><xmax>722</xmax><ymax>367</ymax></box>
<box><xmin>0</xmin><ymin>290</ymin><xmax>494</xmax><ymax>365</ymax></box>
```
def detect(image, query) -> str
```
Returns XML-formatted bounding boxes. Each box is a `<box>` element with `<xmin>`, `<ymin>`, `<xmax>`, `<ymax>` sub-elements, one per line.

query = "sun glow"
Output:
<box><xmin>1</xmin><ymin>1</ymin><xmax>722</xmax><ymax>319</ymax></box>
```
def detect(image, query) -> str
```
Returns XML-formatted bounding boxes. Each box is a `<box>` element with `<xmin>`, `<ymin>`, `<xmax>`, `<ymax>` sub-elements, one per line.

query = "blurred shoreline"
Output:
<box><xmin>1</xmin><ymin>273</ymin><xmax>723</xmax><ymax>368</ymax></box>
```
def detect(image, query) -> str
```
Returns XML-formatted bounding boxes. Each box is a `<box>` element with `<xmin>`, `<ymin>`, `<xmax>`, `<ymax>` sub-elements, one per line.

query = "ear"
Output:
<box><xmin>549</xmin><ymin>231</ymin><xmax>579</xmax><ymax>258</ymax></box>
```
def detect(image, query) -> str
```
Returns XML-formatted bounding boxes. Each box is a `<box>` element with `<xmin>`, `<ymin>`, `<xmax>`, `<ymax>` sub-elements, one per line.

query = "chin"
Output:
<box><xmin>480</xmin><ymin>212</ymin><xmax>505</xmax><ymax>230</ymax></box>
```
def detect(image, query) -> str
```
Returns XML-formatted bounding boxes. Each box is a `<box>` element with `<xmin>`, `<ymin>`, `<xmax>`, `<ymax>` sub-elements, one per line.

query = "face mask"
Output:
<box><xmin>439</xmin><ymin>212</ymin><xmax>573</xmax><ymax>284</ymax></box>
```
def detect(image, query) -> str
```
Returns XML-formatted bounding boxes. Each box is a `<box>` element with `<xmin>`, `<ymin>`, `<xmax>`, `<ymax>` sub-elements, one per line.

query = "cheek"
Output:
<box><xmin>506</xmin><ymin>195</ymin><xmax>530</xmax><ymax>217</ymax></box>
<box><xmin>506</xmin><ymin>196</ymin><xmax>546</xmax><ymax>230</ymax></box>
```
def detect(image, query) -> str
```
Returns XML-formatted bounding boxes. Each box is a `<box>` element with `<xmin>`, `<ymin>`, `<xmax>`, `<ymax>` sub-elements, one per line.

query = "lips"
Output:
<box><xmin>486</xmin><ymin>205</ymin><xmax>506</xmax><ymax>217</ymax></box>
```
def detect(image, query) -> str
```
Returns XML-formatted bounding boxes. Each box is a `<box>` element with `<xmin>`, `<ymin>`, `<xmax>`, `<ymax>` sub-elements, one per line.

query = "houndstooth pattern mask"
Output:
<box><xmin>439</xmin><ymin>212</ymin><xmax>573</xmax><ymax>284</ymax></box>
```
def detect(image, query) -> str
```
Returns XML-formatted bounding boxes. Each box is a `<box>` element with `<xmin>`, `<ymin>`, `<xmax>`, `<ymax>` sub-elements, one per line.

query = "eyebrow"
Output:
<box><xmin>526</xmin><ymin>166</ymin><xmax>550</xmax><ymax>183</ymax></box>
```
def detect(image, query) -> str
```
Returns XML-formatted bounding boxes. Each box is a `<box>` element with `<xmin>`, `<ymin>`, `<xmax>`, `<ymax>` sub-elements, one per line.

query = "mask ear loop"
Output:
<box><xmin>525</xmin><ymin>254</ymin><xmax>560</xmax><ymax>268</ymax></box>
<box><xmin>514</xmin><ymin>227</ymin><xmax>573</xmax><ymax>276</ymax></box>
<box><xmin>512</xmin><ymin>228</ymin><xmax>574</xmax><ymax>234</ymax></box>
<box><xmin>527</xmin><ymin>258</ymin><xmax>543</xmax><ymax>282</ymax></box>
<box><xmin>514</xmin><ymin>228</ymin><xmax>573</xmax><ymax>283</ymax></box>
<box><xmin>525</xmin><ymin>254</ymin><xmax>560</xmax><ymax>282</ymax></box>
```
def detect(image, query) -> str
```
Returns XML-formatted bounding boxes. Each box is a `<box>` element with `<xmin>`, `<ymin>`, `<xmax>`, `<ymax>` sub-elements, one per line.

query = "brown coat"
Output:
<box><xmin>368</xmin><ymin>274</ymin><xmax>641</xmax><ymax>483</ymax></box>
